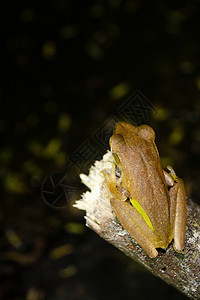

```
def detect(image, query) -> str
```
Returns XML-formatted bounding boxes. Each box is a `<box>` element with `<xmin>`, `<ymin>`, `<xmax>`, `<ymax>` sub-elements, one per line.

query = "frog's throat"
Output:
<box><xmin>130</xmin><ymin>198</ymin><xmax>154</xmax><ymax>232</ymax></box>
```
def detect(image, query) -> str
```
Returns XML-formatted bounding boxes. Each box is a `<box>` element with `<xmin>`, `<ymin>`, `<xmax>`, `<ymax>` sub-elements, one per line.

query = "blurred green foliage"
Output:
<box><xmin>1</xmin><ymin>0</ymin><xmax>200</xmax><ymax>299</ymax></box>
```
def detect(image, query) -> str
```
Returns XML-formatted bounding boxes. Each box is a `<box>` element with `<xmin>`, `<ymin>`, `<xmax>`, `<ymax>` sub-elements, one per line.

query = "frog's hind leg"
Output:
<box><xmin>169</xmin><ymin>179</ymin><xmax>187</xmax><ymax>252</ymax></box>
<box><xmin>163</xmin><ymin>166</ymin><xmax>187</xmax><ymax>252</ymax></box>
<box><xmin>110</xmin><ymin>197</ymin><xmax>158</xmax><ymax>258</ymax></box>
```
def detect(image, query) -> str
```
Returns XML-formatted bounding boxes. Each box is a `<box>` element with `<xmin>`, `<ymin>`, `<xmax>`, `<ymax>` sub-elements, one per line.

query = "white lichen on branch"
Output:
<box><xmin>74</xmin><ymin>152</ymin><xmax>114</xmax><ymax>232</ymax></box>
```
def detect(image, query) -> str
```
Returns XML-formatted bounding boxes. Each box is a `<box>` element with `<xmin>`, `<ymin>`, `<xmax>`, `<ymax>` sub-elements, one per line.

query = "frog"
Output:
<box><xmin>102</xmin><ymin>121</ymin><xmax>187</xmax><ymax>258</ymax></box>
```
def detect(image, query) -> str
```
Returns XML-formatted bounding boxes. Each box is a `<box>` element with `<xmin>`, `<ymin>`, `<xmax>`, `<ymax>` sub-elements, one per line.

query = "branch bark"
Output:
<box><xmin>74</xmin><ymin>152</ymin><xmax>200</xmax><ymax>299</ymax></box>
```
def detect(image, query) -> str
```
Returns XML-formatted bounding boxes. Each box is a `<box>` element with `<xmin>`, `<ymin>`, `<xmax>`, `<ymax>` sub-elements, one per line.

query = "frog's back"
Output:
<box><xmin>113</xmin><ymin>122</ymin><xmax>170</xmax><ymax>244</ymax></box>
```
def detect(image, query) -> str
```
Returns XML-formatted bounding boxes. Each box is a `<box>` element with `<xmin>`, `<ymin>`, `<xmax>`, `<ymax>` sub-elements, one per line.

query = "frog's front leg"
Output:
<box><xmin>164</xmin><ymin>166</ymin><xmax>187</xmax><ymax>252</ymax></box>
<box><xmin>102</xmin><ymin>165</ymin><xmax>127</xmax><ymax>201</ymax></box>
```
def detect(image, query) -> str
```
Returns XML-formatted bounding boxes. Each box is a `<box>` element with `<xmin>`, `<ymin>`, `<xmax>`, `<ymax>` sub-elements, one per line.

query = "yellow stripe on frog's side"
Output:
<box><xmin>130</xmin><ymin>199</ymin><xmax>154</xmax><ymax>232</ymax></box>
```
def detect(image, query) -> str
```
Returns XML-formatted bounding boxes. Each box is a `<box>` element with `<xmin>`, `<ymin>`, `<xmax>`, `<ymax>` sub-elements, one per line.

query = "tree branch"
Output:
<box><xmin>74</xmin><ymin>152</ymin><xmax>200</xmax><ymax>299</ymax></box>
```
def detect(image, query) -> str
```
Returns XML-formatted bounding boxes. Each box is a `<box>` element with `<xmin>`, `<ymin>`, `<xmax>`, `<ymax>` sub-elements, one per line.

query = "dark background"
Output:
<box><xmin>1</xmin><ymin>0</ymin><xmax>200</xmax><ymax>299</ymax></box>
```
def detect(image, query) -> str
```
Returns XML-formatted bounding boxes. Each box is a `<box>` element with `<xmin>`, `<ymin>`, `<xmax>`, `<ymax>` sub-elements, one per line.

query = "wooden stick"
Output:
<box><xmin>74</xmin><ymin>152</ymin><xmax>200</xmax><ymax>299</ymax></box>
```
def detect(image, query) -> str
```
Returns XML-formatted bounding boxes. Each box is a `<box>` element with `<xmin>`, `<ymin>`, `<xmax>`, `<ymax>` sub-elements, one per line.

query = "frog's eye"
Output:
<box><xmin>115</xmin><ymin>164</ymin><xmax>121</xmax><ymax>177</ymax></box>
<box><xmin>137</xmin><ymin>125</ymin><xmax>155</xmax><ymax>141</ymax></box>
